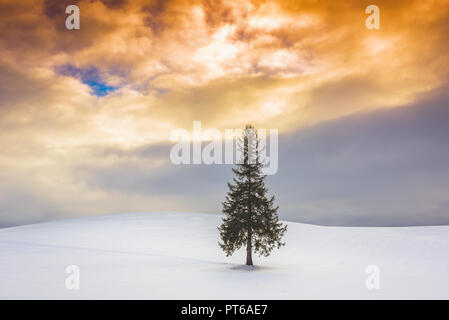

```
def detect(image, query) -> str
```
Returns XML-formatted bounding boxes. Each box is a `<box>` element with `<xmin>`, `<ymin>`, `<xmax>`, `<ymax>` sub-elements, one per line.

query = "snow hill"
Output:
<box><xmin>0</xmin><ymin>212</ymin><xmax>448</xmax><ymax>299</ymax></box>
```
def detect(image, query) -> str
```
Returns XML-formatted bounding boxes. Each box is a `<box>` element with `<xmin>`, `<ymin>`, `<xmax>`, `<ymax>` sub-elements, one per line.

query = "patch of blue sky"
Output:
<box><xmin>56</xmin><ymin>64</ymin><xmax>119</xmax><ymax>97</ymax></box>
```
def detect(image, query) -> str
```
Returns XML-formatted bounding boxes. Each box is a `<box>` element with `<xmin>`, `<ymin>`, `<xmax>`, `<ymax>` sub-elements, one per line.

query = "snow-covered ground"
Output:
<box><xmin>0</xmin><ymin>212</ymin><xmax>448</xmax><ymax>299</ymax></box>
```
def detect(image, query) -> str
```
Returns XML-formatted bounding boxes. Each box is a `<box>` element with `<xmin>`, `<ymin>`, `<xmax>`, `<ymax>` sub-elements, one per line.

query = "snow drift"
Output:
<box><xmin>0</xmin><ymin>212</ymin><xmax>448</xmax><ymax>299</ymax></box>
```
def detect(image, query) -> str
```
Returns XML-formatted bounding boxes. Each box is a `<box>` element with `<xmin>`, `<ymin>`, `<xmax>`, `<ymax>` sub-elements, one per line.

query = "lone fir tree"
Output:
<box><xmin>218</xmin><ymin>125</ymin><xmax>287</xmax><ymax>266</ymax></box>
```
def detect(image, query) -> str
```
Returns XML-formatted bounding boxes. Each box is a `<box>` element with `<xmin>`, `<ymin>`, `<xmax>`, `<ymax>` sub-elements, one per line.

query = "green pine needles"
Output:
<box><xmin>218</xmin><ymin>125</ymin><xmax>287</xmax><ymax>266</ymax></box>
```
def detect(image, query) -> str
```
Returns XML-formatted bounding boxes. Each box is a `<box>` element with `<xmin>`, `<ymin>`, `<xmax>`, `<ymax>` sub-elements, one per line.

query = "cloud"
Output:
<box><xmin>1</xmin><ymin>86</ymin><xmax>448</xmax><ymax>227</ymax></box>
<box><xmin>0</xmin><ymin>0</ymin><xmax>448</xmax><ymax>226</ymax></box>
<box><xmin>274</xmin><ymin>87</ymin><xmax>449</xmax><ymax>226</ymax></box>
<box><xmin>1</xmin><ymin>0</ymin><xmax>448</xmax><ymax>134</ymax></box>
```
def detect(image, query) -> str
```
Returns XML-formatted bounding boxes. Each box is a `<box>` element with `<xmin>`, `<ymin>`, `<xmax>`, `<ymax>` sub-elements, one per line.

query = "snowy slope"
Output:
<box><xmin>0</xmin><ymin>212</ymin><xmax>448</xmax><ymax>299</ymax></box>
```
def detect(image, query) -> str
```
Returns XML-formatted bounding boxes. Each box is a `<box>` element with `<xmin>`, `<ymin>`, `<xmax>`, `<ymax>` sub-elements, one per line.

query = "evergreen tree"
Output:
<box><xmin>218</xmin><ymin>125</ymin><xmax>287</xmax><ymax>266</ymax></box>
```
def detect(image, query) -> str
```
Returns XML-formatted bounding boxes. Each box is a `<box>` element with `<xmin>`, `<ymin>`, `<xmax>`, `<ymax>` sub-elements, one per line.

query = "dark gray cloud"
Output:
<box><xmin>1</xmin><ymin>87</ymin><xmax>448</xmax><ymax>228</ymax></box>
<box><xmin>0</xmin><ymin>185</ymin><xmax>62</xmax><ymax>227</ymax></box>
<box><xmin>274</xmin><ymin>89</ymin><xmax>449</xmax><ymax>226</ymax></box>
<box><xmin>59</xmin><ymin>87</ymin><xmax>449</xmax><ymax>227</ymax></box>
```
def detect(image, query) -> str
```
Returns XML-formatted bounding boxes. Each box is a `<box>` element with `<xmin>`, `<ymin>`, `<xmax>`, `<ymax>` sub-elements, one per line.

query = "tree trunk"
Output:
<box><xmin>246</xmin><ymin>146</ymin><xmax>253</xmax><ymax>266</ymax></box>
<box><xmin>246</xmin><ymin>231</ymin><xmax>253</xmax><ymax>266</ymax></box>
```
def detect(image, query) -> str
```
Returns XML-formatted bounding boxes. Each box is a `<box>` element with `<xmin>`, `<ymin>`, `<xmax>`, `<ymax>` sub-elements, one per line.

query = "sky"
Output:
<box><xmin>0</xmin><ymin>0</ymin><xmax>448</xmax><ymax>227</ymax></box>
